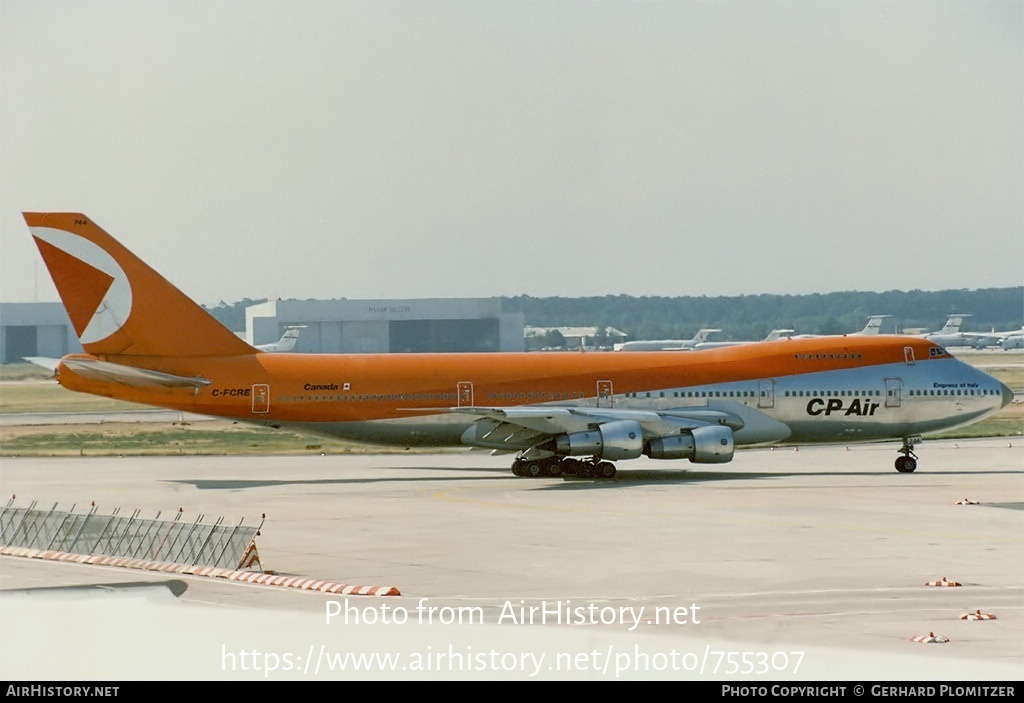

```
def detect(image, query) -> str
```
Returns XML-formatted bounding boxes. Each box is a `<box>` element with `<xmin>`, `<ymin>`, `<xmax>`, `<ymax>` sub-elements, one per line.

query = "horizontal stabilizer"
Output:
<box><xmin>61</xmin><ymin>357</ymin><xmax>211</xmax><ymax>389</ymax></box>
<box><xmin>23</xmin><ymin>357</ymin><xmax>60</xmax><ymax>371</ymax></box>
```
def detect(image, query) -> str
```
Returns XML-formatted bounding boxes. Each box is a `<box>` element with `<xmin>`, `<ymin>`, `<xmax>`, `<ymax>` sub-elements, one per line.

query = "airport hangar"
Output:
<box><xmin>0</xmin><ymin>298</ymin><xmax>527</xmax><ymax>362</ymax></box>
<box><xmin>0</xmin><ymin>302</ymin><xmax>80</xmax><ymax>364</ymax></box>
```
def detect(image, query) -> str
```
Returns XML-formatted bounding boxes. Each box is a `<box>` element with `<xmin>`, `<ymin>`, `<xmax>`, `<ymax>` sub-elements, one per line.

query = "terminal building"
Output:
<box><xmin>0</xmin><ymin>298</ymin><xmax>525</xmax><ymax>363</ymax></box>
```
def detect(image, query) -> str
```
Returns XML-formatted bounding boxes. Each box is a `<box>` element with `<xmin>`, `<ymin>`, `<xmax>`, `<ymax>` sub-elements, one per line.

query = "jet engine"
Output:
<box><xmin>552</xmin><ymin>420</ymin><xmax>644</xmax><ymax>461</ymax></box>
<box><xmin>644</xmin><ymin>425</ymin><xmax>734</xmax><ymax>463</ymax></box>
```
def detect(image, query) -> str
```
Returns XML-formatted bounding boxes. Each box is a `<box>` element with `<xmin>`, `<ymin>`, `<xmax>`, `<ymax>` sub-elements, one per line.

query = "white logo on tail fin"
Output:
<box><xmin>859</xmin><ymin>315</ymin><xmax>892</xmax><ymax>335</ymax></box>
<box><xmin>30</xmin><ymin>227</ymin><xmax>132</xmax><ymax>345</ymax></box>
<box><xmin>937</xmin><ymin>315</ymin><xmax>967</xmax><ymax>334</ymax></box>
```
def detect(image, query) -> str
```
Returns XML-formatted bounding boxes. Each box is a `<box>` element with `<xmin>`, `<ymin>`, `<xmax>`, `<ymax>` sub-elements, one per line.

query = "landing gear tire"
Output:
<box><xmin>561</xmin><ymin>457</ymin><xmax>582</xmax><ymax>476</ymax></box>
<box><xmin>576</xmin><ymin>462</ymin><xmax>595</xmax><ymax>479</ymax></box>
<box><xmin>513</xmin><ymin>457</ymin><xmax>562</xmax><ymax>478</ymax></box>
<box><xmin>895</xmin><ymin>439</ymin><xmax>919</xmax><ymax>473</ymax></box>
<box><xmin>597</xmin><ymin>461</ymin><xmax>616</xmax><ymax>479</ymax></box>
<box><xmin>895</xmin><ymin>455</ymin><xmax>917</xmax><ymax>473</ymax></box>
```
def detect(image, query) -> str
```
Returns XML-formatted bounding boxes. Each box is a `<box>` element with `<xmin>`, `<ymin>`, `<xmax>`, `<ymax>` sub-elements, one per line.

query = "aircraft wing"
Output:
<box><xmin>60</xmin><ymin>357</ymin><xmax>212</xmax><ymax>389</ymax></box>
<box><xmin>453</xmin><ymin>405</ymin><xmax>744</xmax><ymax>451</ymax></box>
<box><xmin>958</xmin><ymin>332</ymin><xmax>1003</xmax><ymax>346</ymax></box>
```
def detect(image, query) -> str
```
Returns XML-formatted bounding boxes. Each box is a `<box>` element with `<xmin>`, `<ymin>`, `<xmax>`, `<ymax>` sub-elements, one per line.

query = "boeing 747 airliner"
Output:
<box><xmin>24</xmin><ymin>213</ymin><xmax>1013</xmax><ymax>479</ymax></box>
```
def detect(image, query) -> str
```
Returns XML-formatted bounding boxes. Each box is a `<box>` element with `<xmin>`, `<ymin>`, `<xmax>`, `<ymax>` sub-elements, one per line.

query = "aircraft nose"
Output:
<box><xmin>1001</xmin><ymin>382</ymin><xmax>1016</xmax><ymax>409</ymax></box>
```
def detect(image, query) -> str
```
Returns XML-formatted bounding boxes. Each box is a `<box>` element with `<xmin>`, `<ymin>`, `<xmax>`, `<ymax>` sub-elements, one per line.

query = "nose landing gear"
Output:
<box><xmin>895</xmin><ymin>439</ymin><xmax>918</xmax><ymax>473</ymax></box>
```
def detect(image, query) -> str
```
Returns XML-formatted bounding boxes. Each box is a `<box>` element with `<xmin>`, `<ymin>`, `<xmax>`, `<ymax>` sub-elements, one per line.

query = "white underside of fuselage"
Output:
<box><xmin>252</xmin><ymin>357</ymin><xmax>1007</xmax><ymax>453</ymax></box>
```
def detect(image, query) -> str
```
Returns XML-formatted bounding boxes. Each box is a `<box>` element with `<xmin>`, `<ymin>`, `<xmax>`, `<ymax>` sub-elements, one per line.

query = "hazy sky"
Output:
<box><xmin>2</xmin><ymin>0</ymin><xmax>1021</xmax><ymax>306</ymax></box>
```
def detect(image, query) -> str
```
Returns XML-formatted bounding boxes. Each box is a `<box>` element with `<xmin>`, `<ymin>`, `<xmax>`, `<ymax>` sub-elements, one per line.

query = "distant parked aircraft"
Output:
<box><xmin>957</xmin><ymin>326</ymin><xmax>1024</xmax><ymax>350</ymax></box>
<box><xmin>692</xmin><ymin>329</ymin><xmax>796</xmax><ymax>351</ymax></box>
<box><xmin>613</xmin><ymin>328</ymin><xmax>721</xmax><ymax>351</ymax></box>
<box><xmin>999</xmin><ymin>330</ymin><xmax>1024</xmax><ymax>350</ymax></box>
<box><xmin>858</xmin><ymin>315</ymin><xmax>893</xmax><ymax>335</ymax></box>
<box><xmin>255</xmin><ymin>326</ymin><xmax>306</xmax><ymax>353</ymax></box>
<box><xmin>917</xmin><ymin>315</ymin><xmax>979</xmax><ymax>349</ymax></box>
<box><xmin>617</xmin><ymin>315</ymin><xmax>892</xmax><ymax>352</ymax></box>
<box><xmin>776</xmin><ymin>315</ymin><xmax>894</xmax><ymax>342</ymax></box>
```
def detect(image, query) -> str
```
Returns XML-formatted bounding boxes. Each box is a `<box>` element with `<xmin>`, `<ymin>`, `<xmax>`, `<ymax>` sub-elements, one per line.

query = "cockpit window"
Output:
<box><xmin>928</xmin><ymin>346</ymin><xmax>950</xmax><ymax>357</ymax></box>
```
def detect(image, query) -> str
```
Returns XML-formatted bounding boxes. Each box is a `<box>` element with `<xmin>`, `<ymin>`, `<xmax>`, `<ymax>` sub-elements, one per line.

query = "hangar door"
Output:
<box><xmin>4</xmin><ymin>326</ymin><xmax>37</xmax><ymax>364</ymax></box>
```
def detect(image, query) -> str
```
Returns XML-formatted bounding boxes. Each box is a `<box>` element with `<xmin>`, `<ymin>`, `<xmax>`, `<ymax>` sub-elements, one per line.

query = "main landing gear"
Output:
<box><xmin>895</xmin><ymin>438</ymin><xmax>918</xmax><ymax>473</ymax></box>
<box><xmin>511</xmin><ymin>456</ymin><xmax>617</xmax><ymax>479</ymax></box>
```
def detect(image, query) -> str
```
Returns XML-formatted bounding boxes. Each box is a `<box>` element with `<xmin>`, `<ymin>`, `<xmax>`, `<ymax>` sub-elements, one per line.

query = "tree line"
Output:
<box><xmin>501</xmin><ymin>288</ymin><xmax>1023</xmax><ymax>342</ymax></box>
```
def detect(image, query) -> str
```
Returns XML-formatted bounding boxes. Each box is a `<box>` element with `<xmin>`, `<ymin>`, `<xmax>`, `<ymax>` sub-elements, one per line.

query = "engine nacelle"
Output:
<box><xmin>553</xmin><ymin>420</ymin><xmax>644</xmax><ymax>461</ymax></box>
<box><xmin>645</xmin><ymin>425</ymin><xmax>734</xmax><ymax>463</ymax></box>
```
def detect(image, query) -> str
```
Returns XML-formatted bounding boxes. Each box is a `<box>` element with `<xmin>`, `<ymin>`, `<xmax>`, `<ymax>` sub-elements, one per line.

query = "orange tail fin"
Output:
<box><xmin>23</xmin><ymin>213</ymin><xmax>257</xmax><ymax>358</ymax></box>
